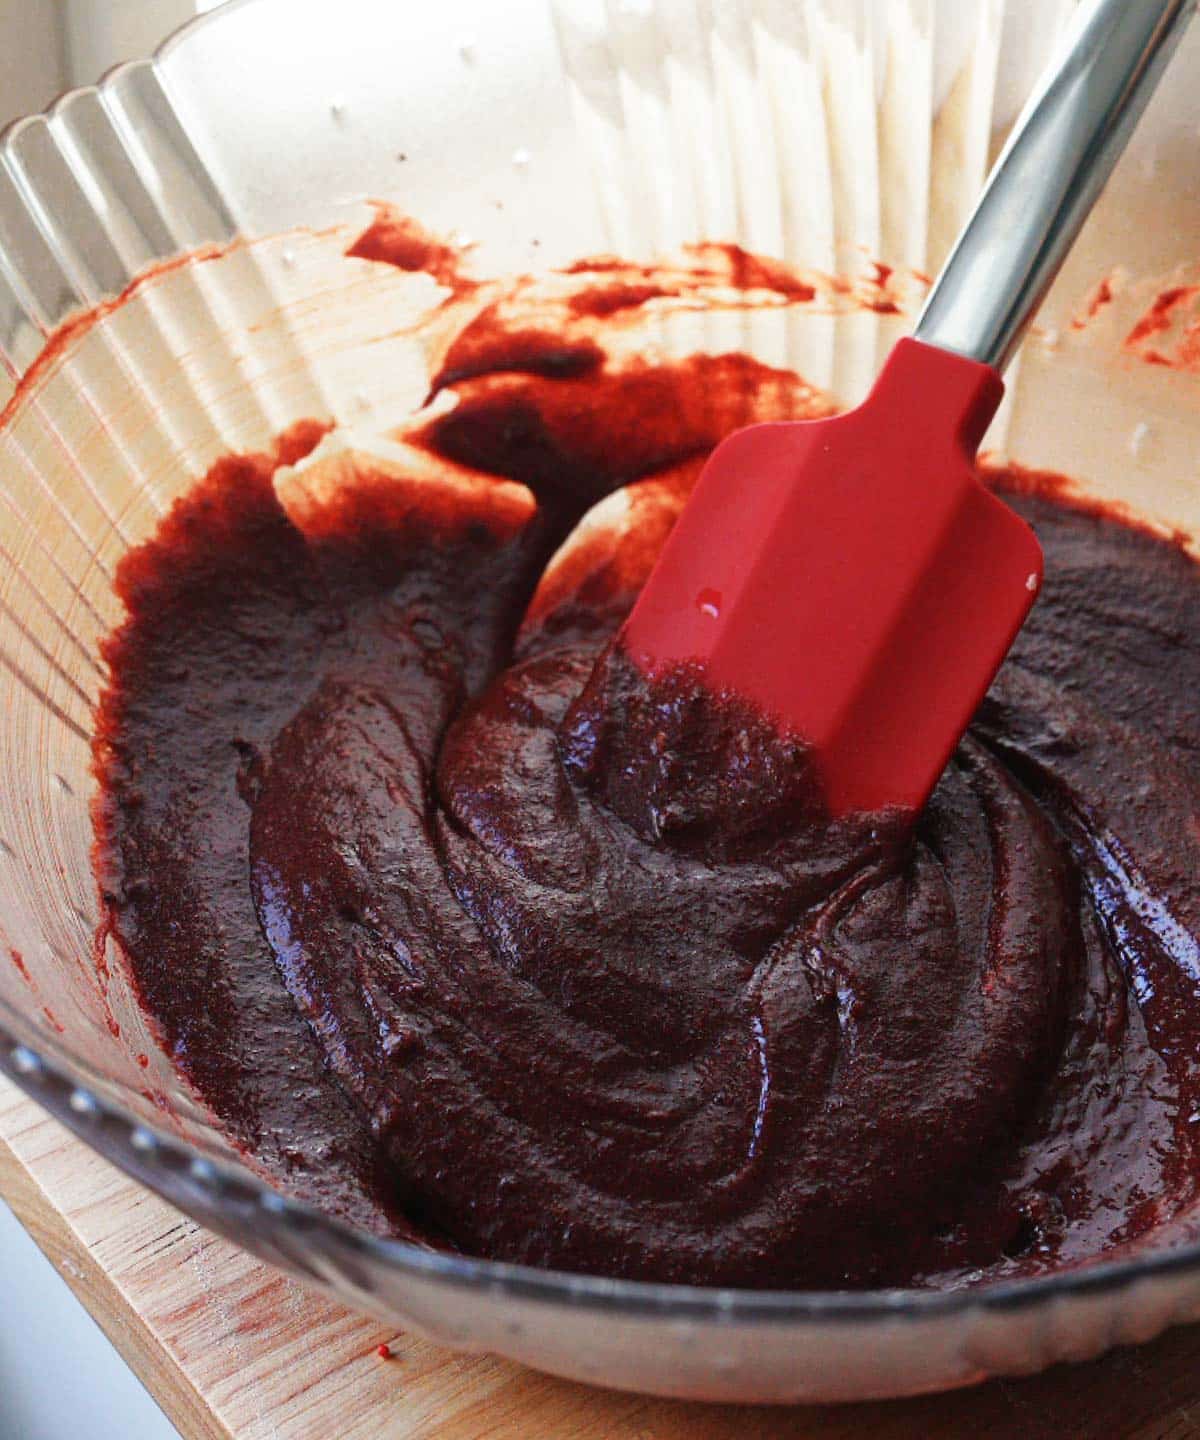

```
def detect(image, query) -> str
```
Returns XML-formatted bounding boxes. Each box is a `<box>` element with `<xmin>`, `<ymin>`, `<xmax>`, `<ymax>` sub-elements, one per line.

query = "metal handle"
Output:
<box><xmin>915</xmin><ymin>0</ymin><xmax>1195</xmax><ymax>372</ymax></box>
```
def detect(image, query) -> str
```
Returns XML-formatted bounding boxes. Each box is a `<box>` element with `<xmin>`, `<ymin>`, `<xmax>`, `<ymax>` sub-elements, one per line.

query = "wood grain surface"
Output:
<box><xmin>2</xmin><ymin>1074</ymin><xmax>1200</xmax><ymax>1439</ymax></box>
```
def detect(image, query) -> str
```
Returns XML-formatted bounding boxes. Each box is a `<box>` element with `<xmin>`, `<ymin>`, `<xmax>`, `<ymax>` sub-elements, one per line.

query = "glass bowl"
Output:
<box><xmin>2</xmin><ymin>0</ymin><xmax>1200</xmax><ymax>1404</ymax></box>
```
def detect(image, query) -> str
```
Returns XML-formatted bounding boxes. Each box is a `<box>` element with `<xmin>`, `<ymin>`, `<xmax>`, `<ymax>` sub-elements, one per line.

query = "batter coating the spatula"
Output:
<box><xmin>92</xmin><ymin>216</ymin><xmax>1200</xmax><ymax>1289</ymax></box>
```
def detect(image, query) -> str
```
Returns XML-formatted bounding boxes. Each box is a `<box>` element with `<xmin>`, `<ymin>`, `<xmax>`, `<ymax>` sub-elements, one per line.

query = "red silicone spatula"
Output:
<box><xmin>619</xmin><ymin>0</ymin><xmax>1193</xmax><ymax>817</ymax></box>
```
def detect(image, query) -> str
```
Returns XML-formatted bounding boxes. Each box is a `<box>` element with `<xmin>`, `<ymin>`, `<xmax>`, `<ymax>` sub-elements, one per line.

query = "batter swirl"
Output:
<box><xmin>93</xmin><ymin>226</ymin><xmax>1200</xmax><ymax>1288</ymax></box>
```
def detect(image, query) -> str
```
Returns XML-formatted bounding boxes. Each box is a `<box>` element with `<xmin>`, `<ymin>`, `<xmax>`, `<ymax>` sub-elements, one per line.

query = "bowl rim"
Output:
<box><xmin>3</xmin><ymin>0</ymin><xmax>1200</xmax><ymax>1335</ymax></box>
<box><xmin>5</xmin><ymin>990</ymin><xmax>1200</xmax><ymax>1325</ymax></box>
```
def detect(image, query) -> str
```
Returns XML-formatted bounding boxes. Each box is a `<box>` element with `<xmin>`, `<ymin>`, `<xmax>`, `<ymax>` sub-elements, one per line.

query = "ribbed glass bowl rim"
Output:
<box><xmin>6</xmin><ymin>987</ymin><xmax>1200</xmax><ymax>1323</ymax></box>
<box><xmin>3</xmin><ymin>0</ymin><xmax>1200</xmax><ymax>1334</ymax></box>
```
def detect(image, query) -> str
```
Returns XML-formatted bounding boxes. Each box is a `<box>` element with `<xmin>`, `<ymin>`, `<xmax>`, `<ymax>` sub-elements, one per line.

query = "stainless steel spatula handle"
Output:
<box><xmin>916</xmin><ymin>0</ymin><xmax>1195</xmax><ymax>373</ymax></box>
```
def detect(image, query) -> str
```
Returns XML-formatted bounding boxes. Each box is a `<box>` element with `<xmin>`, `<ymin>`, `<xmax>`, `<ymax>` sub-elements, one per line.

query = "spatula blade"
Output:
<box><xmin>619</xmin><ymin>338</ymin><xmax>1044</xmax><ymax>816</ymax></box>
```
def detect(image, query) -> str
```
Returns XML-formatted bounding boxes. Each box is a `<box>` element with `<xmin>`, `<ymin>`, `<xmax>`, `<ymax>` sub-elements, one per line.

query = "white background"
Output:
<box><xmin>0</xmin><ymin>1196</ymin><xmax>178</xmax><ymax>1439</ymax></box>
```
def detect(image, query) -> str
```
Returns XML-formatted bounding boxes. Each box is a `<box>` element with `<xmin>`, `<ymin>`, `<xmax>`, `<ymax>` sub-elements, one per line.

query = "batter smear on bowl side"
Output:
<box><xmin>92</xmin><ymin>214</ymin><xmax>1200</xmax><ymax>1289</ymax></box>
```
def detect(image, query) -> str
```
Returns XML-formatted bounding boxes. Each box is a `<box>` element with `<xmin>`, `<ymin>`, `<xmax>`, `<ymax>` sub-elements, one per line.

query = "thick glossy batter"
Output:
<box><xmin>92</xmin><ymin>219</ymin><xmax>1200</xmax><ymax>1288</ymax></box>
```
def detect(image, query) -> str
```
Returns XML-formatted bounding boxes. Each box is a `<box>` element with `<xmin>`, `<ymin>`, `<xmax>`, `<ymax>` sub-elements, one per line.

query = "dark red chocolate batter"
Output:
<box><xmin>92</xmin><ymin>224</ymin><xmax>1200</xmax><ymax>1289</ymax></box>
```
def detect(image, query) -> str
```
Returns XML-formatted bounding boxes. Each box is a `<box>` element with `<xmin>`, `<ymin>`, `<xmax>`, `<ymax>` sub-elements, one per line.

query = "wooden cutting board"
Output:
<box><xmin>4</xmin><ymin>1075</ymin><xmax>1200</xmax><ymax>1440</ymax></box>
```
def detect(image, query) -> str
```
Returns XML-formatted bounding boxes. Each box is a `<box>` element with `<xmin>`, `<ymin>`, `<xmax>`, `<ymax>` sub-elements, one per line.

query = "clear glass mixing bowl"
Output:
<box><xmin>2</xmin><ymin>0</ymin><xmax>1200</xmax><ymax>1403</ymax></box>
